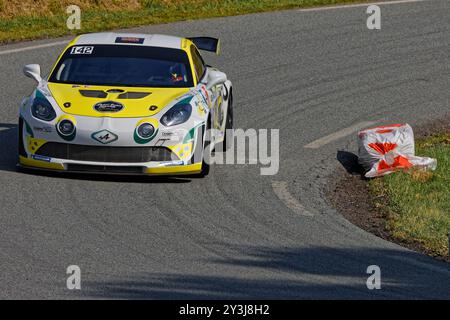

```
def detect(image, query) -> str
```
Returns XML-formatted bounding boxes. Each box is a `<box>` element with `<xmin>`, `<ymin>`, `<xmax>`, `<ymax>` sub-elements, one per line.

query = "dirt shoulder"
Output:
<box><xmin>327</xmin><ymin>119</ymin><xmax>450</xmax><ymax>263</ymax></box>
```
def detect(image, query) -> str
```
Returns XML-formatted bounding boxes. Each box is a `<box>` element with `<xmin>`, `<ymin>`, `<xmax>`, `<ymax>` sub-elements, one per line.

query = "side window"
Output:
<box><xmin>190</xmin><ymin>45</ymin><xmax>205</xmax><ymax>82</ymax></box>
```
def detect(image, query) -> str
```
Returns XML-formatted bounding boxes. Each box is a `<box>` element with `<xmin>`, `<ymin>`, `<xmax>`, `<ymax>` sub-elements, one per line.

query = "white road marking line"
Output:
<box><xmin>0</xmin><ymin>125</ymin><xmax>14</xmax><ymax>131</ymax></box>
<box><xmin>0</xmin><ymin>0</ymin><xmax>426</xmax><ymax>56</ymax></box>
<box><xmin>297</xmin><ymin>0</ymin><xmax>427</xmax><ymax>12</ymax></box>
<box><xmin>304</xmin><ymin>120</ymin><xmax>381</xmax><ymax>149</ymax></box>
<box><xmin>0</xmin><ymin>40</ymin><xmax>68</xmax><ymax>56</ymax></box>
<box><xmin>272</xmin><ymin>181</ymin><xmax>314</xmax><ymax>216</ymax></box>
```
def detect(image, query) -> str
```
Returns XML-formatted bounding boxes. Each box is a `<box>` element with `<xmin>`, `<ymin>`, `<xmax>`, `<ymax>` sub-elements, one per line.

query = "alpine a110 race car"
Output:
<box><xmin>18</xmin><ymin>33</ymin><xmax>233</xmax><ymax>176</ymax></box>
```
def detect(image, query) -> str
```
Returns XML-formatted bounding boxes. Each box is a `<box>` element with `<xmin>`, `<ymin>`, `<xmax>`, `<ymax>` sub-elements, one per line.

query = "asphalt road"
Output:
<box><xmin>0</xmin><ymin>0</ymin><xmax>449</xmax><ymax>299</ymax></box>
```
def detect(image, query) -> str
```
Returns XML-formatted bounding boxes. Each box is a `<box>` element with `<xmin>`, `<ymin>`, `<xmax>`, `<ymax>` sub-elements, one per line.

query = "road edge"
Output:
<box><xmin>326</xmin><ymin>119</ymin><xmax>450</xmax><ymax>263</ymax></box>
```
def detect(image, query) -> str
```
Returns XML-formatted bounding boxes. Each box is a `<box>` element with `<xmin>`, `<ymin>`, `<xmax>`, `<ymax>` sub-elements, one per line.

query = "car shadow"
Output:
<box><xmin>336</xmin><ymin>150</ymin><xmax>365</xmax><ymax>177</ymax></box>
<box><xmin>0</xmin><ymin>122</ymin><xmax>191</xmax><ymax>184</ymax></box>
<box><xmin>79</xmin><ymin>244</ymin><xmax>450</xmax><ymax>299</ymax></box>
<box><xmin>0</xmin><ymin>123</ymin><xmax>20</xmax><ymax>173</ymax></box>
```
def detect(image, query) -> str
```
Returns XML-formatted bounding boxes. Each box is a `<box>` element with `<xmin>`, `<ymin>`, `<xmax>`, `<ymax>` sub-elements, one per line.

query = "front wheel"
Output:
<box><xmin>189</xmin><ymin>119</ymin><xmax>211</xmax><ymax>178</ymax></box>
<box><xmin>18</xmin><ymin>117</ymin><xmax>27</xmax><ymax>158</ymax></box>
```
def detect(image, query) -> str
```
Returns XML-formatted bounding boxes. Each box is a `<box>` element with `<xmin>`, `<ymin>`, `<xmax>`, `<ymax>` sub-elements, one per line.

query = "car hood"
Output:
<box><xmin>47</xmin><ymin>83</ymin><xmax>190</xmax><ymax>118</ymax></box>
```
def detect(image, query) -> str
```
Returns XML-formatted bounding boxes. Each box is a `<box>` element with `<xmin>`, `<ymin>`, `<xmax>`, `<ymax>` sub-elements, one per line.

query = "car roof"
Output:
<box><xmin>73</xmin><ymin>33</ymin><xmax>184</xmax><ymax>49</ymax></box>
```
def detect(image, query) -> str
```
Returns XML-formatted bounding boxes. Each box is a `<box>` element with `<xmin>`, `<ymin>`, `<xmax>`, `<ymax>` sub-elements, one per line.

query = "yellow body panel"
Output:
<box><xmin>168</xmin><ymin>142</ymin><xmax>194</xmax><ymax>161</ymax></box>
<box><xmin>47</xmin><ymin>83</ymin><xmax>189</xmax><ymax>118</ymax></box>
<box><xmin>26</xmin><ymin>137</ymin><xmax>48</xmax><ymax>154</ymax></box>
<box><xmin>45</xmin><ymin>37</ymin><xmax>199</xmax><ymax>118</ymax></box>
<box><xmin>19</xmin><ymin>155</ymin><xmax>201</xmax><ymax>175</ymax></box>
<box><xmin>19</xmin><ymin>155</ymin><xmax>65</xmax><ymax>171</ymax></box>
<box><xmin>144</xmin><ymin>163</ymin><xmax>202</xmax><ymax>175</ymax></box>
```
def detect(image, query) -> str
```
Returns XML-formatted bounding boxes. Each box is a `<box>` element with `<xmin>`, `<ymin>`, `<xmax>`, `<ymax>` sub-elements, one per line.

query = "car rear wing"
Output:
<box><xmin>187</xmin><ymin>37</ymin><xmax>221</xmax><ymax>55</ymax></box>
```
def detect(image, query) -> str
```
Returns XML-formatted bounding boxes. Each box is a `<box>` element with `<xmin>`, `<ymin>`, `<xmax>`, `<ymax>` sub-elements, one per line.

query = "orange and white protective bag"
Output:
<box><xmin>358</xmin><ymin>124</ymin><xmax>437</xmax><ymax>178</ymax></box>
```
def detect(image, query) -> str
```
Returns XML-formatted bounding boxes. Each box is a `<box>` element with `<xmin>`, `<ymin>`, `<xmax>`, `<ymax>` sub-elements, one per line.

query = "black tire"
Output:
<box><xmin>18</xmin><ymin>117</ymin><xmax>27</xmax><ymax>158</ymax></box>
<box><xmin>190</xmin><ymin>118</ymin><xmax>211</xmax><ymax>178</ymax></box>
<box><xmin>216</xmin><ymin>90</ymin><xmax>233</xmax><ymax>152</ymax></box>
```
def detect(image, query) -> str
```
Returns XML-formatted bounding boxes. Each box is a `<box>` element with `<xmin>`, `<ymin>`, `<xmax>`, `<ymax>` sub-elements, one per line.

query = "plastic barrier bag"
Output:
<box><xmin>358</xmin><ymin>123</ymin><xmax>437</xmax><ymax>178</ymax></box>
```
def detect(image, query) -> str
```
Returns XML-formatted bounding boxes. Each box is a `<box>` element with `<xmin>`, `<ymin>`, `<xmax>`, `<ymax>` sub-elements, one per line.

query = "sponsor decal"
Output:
<box><xmin>196</xmin><ymin>100</ymin><xmax>207</xmax><ymax>116</ymax></box>
<box><xmin>183</xmin><ymin>123</ymin><xmax>204</xmax><ymax>144</ymax></box>
<box><xmin>32</xmin><ymin>154</ymin><xmax>51</xmax><ymax>162</ymax></box>
<box><xmin>159</xmin><ymin>129</ymin><xmax>183</xmax><ymax>144</ymax></box>
<box><xmin>91</xmin><ymin>130</ymin><xmax>118</xmax><ymax>144</ymax></box>
<box><xmin>200</xmin><ymin>85</ymin><xmax>210</xmax><ymax>105</ymax></box>
<box><xmin>70</xmin><ymin>46</ymin><xmax>94</xmax><ymax>55</ymax></box>
<box><xmin>93</xmin><ymin>101</ymin><xmax>124</xmax><ymax>113</ymax></box>
<box><xmin>33</xmin><ymin>126</ymin><xmax>53</xmax><ymax>133</ymax></box>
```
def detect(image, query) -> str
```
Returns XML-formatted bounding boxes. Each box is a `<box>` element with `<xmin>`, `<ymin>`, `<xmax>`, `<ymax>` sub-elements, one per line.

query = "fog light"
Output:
<box><xmin>58</xmin><ymin>120</ymin><xmax>75</xmax><ymax>136</ymax></box>
<box><xmin>137</xmin><ymin>123</ymin><xmax>155</xmax><ymax>139</ymax></box>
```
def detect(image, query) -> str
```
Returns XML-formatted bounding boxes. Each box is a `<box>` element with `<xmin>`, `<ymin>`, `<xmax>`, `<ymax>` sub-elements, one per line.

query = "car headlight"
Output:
<box><xmin>31</xmin><ymin>97</ymin><xmax>56</xmax><ymax>121</ymax></box>
<box><xmin>57</xmin><ymin>119</ymin><xmax>75</xmax><ymax>136</ymax></box>
<box><xmin>137</xmin><ymin>123</ymin><xmax>155</xmax><ymax>139</ymax></box>
<box><xmin>160</xmin><ymin>104</ymin><xmax>192</xmax><ymax>127</ymax></box>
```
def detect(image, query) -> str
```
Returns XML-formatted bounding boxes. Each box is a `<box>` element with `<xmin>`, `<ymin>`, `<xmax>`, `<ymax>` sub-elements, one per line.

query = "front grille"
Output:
<box><xmin>36</xmin><ymin>142</ymin><xmax>177</xmax><ymax>163</ymax></box>
<box><xmin>67</xmin><ymin>164</ymin><xmax>145</xmax><ymax>174</ymax></box>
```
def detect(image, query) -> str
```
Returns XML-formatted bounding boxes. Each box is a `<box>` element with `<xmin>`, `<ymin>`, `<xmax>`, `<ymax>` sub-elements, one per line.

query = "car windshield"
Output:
<box><xmin>49</xmin><ymin>44</ymin><xmax>194</xmax><ymax>88</ymax></box>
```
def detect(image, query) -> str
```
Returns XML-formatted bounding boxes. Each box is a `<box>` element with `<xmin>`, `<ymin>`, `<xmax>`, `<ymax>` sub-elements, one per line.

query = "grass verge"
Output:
<box><xmin>0</xmin><ymin>0</ymin><xmax>375</xmax><ymax>44</ymax></box>
<box><xmin>369</xmin><ymin>133</ymin><xmax>450</xmax><ymax>257</ymax></box>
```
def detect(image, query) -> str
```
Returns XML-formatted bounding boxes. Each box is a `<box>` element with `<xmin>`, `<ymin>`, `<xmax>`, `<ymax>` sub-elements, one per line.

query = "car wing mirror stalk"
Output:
<box><xmin>205</xmin><ymin>70</ymin><xmax>227</xmax><ymax>90</ymax></box>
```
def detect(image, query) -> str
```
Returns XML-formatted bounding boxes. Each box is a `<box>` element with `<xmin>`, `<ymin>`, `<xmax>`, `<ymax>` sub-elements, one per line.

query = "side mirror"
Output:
<box><xmin>23</xmin><ymin>64</ymin><xmax>42</xmax><ymax>83</ymax></box>
<box><xmin>205</xmin><ymin>70</ymin><xmax>226</xmax><ymax>90</ymax></box>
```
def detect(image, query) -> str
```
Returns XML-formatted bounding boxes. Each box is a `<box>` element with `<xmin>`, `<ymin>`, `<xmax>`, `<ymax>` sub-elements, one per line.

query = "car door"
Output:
<box><xmin>190</xmin><ymin>45</ymin><xmax>224</xmax><ymax>136</ymax></box>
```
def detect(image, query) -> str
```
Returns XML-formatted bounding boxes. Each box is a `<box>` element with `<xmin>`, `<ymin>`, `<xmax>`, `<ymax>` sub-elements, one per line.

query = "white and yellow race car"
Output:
<box><xmin>18</xmin><ymin>33</ymin><xmax>233</xmax><ymax>176</ymax></box>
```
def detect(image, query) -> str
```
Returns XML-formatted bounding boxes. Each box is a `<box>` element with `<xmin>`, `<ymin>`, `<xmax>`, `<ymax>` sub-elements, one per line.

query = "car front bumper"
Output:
<box><xmin>18</xmin><ymin>155</ymin><xmax>202</xmax><ymax>175</ymax></box>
